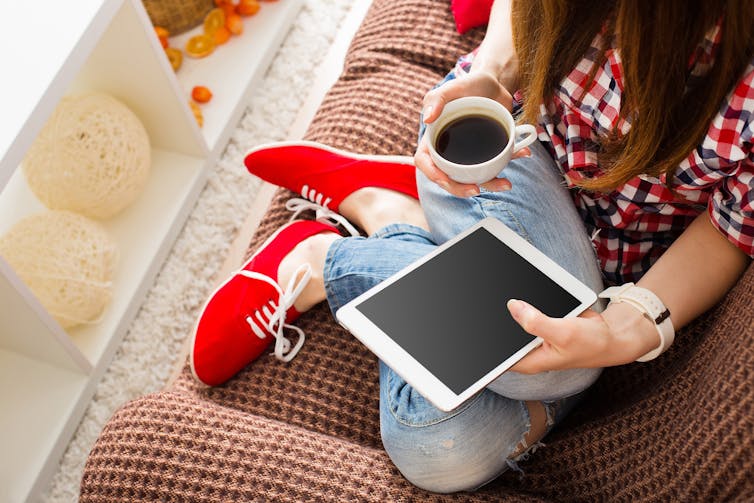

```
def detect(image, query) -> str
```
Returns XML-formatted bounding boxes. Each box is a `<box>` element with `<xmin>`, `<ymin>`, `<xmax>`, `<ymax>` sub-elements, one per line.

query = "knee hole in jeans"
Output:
<box><xmin>508</xmin><ymin>400</ymin><xmax>550</xmax><ymax>460</ymax></box>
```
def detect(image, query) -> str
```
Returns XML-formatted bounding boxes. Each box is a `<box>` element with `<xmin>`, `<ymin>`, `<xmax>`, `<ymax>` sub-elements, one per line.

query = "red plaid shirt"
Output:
<box><xmin>455</xmin><ymin>23</ymin><xmax>754</xmax><ymax>284</ymax></box>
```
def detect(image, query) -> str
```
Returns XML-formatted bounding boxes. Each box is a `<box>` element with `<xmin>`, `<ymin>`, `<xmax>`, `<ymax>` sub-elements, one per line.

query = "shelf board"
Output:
<box><xmin>170</xmin><ymin>0</ymin><xmax>304</xmax><ymax>154</ymax></box>
<box><xmin>0</xmin><ymin>257</ymin><xmax>91</xmax><ymax>374</ymax></box>
<box><xmin>0</xmin><ymin>0</ymin><xmax>307</xmax><ymax>501</ymax></box>
<box><xmin>0</xmin><ymin>148</ymin><xmax>206</xmax><ymax>369</ymax></box>
<box><xmin>0</xmin><ymin>349</ymin><xmax>90</xmax><ymax>503</ymax></box>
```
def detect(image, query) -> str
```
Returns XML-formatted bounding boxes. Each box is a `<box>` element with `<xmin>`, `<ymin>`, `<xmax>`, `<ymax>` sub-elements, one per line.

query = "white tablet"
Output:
<box><xmin>335</xmin><ymin>217</ymin><xmax>598</xmax><ymax>412</ymax></box>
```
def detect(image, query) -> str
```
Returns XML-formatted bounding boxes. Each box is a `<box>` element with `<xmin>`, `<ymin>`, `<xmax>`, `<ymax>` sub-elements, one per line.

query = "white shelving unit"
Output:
<box><xmin>0</xmin><ymin>0</ymin><xmax>303</xmax><ymax>501</ymax></box>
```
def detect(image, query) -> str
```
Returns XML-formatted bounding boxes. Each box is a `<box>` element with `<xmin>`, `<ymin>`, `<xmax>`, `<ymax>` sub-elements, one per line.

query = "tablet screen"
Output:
<box><xmin>354</xmin><ymin>227</ymin><xmax>581</xmax><ymax>394</ymax></box>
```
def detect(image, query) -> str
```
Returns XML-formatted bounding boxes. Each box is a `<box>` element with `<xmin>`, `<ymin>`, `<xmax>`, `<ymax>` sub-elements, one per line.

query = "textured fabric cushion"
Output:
<box><xmin>80</xmin><ymin>0</ymin><xmax>754</xmax><ymax>500</ymax></box>
<box><xmin>450</xmin><ymin>0</ymin><xmax>493</xmax><ymax>34</ymax></box>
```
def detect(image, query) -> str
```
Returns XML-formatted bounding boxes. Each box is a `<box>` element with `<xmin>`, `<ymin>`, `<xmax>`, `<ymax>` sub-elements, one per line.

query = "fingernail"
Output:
<box><xmin>466</xmin><ymin>188</ymin><xmax>479</xmax><ymax>197</ymax></box>
<box><xmin>508</xmin><ymin>299</ymin><xmax>531</xmax><ymax>320</ymax></box>
<box><xmin>422</xmin><ymin>105</ymin><xmax>433</xmax><ymax>120</ymax></box>
<box><xmin>507</xmin><ymin>299</ymin><xmax>523</xmax><ymax>316</ymax></box>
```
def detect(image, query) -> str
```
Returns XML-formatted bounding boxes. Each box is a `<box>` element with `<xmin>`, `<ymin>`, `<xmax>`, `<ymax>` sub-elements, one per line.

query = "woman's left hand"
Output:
<box><xmin>506</xmin><ymin>299</ymin><xmax>658</xmax><ymax>373</ymax></box>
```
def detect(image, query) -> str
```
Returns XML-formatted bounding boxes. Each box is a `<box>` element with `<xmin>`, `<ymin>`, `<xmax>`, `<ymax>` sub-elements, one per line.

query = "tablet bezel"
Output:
<box><xmin>335</xmin><ymin>217</ymin><xmax>598</xmax><ymax>412</ymax></box>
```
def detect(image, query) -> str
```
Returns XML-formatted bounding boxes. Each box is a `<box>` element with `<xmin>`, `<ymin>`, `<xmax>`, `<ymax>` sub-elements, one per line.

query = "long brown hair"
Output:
<box><xmin>511</xmin><ymin>0</ymin><xmax>754</xmax><ymax>192</ymax></box>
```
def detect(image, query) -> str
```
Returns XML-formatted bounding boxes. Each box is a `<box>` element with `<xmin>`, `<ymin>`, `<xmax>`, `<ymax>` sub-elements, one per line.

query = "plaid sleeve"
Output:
<box><xmin>706</xmin><ymin>63</ymin><xmax>754</xmax><ymax>257</ymax></box>
<box><xmin>452</xmin><ymin>48</ymin><xmax>478</xmax><ymax>77</ymax></box>
<box><xmin>708</xmin><ymin>151</ymin><xmax>754</xmax><ymax>257</ymax></box>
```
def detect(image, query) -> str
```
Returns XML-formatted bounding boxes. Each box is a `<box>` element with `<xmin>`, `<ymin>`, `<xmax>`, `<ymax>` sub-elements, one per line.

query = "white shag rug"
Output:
<box><xmin>43</xmin><ymin>0</ymin><xmax>352</xmax><ymax>500</ymax></box>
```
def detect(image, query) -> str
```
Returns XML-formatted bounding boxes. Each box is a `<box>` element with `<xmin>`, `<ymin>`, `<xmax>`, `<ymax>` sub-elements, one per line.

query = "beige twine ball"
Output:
<box><xmin>23</xmin><ymin>93</ymin><xmax>151</xmax><ymax>219</ymax></box>
<box><xmin>0</xmin><ymin>211</ymin><xmax>118</xmax><ymax>329</ymax></box>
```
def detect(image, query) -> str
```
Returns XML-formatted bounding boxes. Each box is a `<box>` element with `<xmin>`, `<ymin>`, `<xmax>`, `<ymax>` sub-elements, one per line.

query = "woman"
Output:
<box><xmin>190</xmin><ymin>0</ymin><xmax>753</xmax><ymax>493</ymax></box>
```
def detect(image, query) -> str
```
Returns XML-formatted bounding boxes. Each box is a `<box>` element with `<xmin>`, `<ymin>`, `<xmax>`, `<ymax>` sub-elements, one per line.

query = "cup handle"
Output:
<box><xmin>513</xmin><ymin>124</ymin><xmax>537</xmax><ymax>153</ymax></box>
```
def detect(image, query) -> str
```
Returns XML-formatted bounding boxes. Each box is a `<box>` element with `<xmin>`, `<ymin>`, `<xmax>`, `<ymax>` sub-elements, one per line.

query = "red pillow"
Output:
<box><xmin>450</xmin><ymin>0</ymin><xmax>494</xmax><ymax>34</ymax></box>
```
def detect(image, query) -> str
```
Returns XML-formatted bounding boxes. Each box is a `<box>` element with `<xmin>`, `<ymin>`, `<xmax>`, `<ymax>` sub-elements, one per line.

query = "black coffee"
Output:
<box><xmin>435</xmin><ymin>115</ymin><xmax>508</xmax><ymax>165</ymax></box>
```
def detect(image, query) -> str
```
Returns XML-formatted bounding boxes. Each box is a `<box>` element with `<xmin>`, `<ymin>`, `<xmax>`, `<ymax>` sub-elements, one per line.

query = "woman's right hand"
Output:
<box><xmin>415</xmin><ymin>71</ymin><xmax>523</xmax><ymax>197</ymax></box>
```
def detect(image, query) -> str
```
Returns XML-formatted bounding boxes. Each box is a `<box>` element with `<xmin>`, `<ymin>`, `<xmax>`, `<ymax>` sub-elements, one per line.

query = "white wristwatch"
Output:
<box><xmin>598</xmin><ymin>283</ymin><xmax>674</xmax><ymax>362</ymax></box>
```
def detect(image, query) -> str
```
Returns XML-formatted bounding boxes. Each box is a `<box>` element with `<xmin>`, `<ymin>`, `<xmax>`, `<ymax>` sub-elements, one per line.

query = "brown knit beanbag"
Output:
<box><xmin>81</xmin><ymin>0</ymin><xmax>754</xmax><ymax>500</ymax></box>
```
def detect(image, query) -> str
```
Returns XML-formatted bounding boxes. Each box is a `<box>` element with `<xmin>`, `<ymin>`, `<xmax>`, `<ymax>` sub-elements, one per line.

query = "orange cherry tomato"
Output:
<box><xmin>185</xmin><ymin>34</ymin><xmax>216</xmax><ymax>58</ymax></box>
<box><xmin>154</xmin><ymin>26</ymin><xmax>170</xmax><ymax>48</ymax></box>
<box><xmin>213</xmin><ymin>26</ymin><xmax>231</xmax><ymax>45</ymax></box>
<box><xmin>154</xmin><ymin>26</ymin><xmax>170</xmax><ymax>39</ymax></box>
<box><xmin>226</xmin><ymin>13</ymin><xmax>244</xmax><ymax>35</ymax></box>
<box><xmin>221</xmin><ymin>3</ymin><xmax>236</xmax><ymax>18</ymax></box>
<box><xmin>191</xmin><ymin>86</ymin><xmax>213</xmax><ymax>103</ymax></box>
<box><xmin>236</xmin><ymin>0</ymin><xmax>260</xmax><ymax>16</ymax></box>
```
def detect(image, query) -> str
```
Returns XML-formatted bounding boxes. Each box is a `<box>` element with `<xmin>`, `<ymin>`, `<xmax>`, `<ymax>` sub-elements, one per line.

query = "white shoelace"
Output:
<box><xmin>285</xmin><ymin>186</ymin><xmax>361</xmax><ymax>237</ymax></box>
<box><xmin>239</xmin><ymin>263</ymin><xmax>312</xmax><ymax>362</ymax></box>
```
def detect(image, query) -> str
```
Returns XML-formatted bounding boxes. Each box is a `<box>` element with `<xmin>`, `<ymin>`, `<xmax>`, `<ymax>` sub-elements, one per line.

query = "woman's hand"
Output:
<box><xmin>422</xmin><ymin>70</ymin><xmax>513</xmax><ymax>124</ymax></box>
<box><xmin>507</xmin><ymin>214</ymin><xmax>752</xmax><ymax>374</ymax></box>
<box><xmin>414</xmin><ymin>71</ymin><xmax>530</xmax><ymax>198</ymax></box>
<box><xmin>506</xmin><ymin>299</ymin><xmax>662</xmax><ymax>373</ymax></box>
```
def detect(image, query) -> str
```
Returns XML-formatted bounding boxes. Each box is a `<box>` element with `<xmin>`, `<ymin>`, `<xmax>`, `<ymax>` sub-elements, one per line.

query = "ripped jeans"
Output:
<box><xmin>323</xmin><ymin>138</ymin><xmax>606</xmax><ymax>493</ymax></box>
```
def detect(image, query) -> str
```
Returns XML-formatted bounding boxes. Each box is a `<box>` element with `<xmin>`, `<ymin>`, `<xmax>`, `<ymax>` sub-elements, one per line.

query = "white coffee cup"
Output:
<box><xmin>425</xmin><ymin>96</ymin><xmax>537</xmax><ymax>184</ymax></box>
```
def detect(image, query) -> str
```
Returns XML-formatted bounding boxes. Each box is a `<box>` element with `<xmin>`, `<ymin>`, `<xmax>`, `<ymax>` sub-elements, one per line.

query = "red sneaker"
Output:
<box><xmin>190</xmin><ymin>220</ymin><xmax>341</xmax><ymax>386</ymax></box>
<box><xmin>244</xmin><ymin>141</ymin><xmax>418</xmax><ymax>229</ymax></box>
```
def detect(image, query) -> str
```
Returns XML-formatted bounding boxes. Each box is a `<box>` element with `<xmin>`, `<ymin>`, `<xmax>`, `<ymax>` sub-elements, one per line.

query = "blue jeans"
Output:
<box><xmin>322</xmin><ymin>139</ymin><xmax>605</xmax><ymax>493</ymax></box>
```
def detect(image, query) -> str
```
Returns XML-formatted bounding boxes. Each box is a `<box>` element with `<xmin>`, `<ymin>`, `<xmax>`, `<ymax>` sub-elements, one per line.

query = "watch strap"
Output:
<box><xmin>599</xmin><ymin>283</ymin><xmax>674</xmax><ymax>362</ymax></box>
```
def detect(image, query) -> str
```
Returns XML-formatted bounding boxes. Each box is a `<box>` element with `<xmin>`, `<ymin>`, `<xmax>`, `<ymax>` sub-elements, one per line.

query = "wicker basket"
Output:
<box><xmin>142</xmin><ymin>0</ymin><xmax>215</xmax><ymax>35</ymax></box>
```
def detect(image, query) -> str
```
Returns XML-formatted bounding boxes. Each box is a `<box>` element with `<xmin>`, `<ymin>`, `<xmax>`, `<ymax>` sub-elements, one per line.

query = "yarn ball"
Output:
<box><xmin>0</xmin><ymin>211</ymin><xmax>118</xmax><ymax>329</ymax></box>
<box><xmin>23</xmin><ymin>93</ymin><xmax>151</xmax><ymax>219</ymax></box>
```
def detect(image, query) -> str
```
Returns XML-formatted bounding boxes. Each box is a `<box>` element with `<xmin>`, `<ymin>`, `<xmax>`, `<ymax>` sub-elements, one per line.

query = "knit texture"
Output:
<box><xmin>81</xmin><ymin>0</ymin><xmax>754</xmax><ymax>500</ymax></box>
